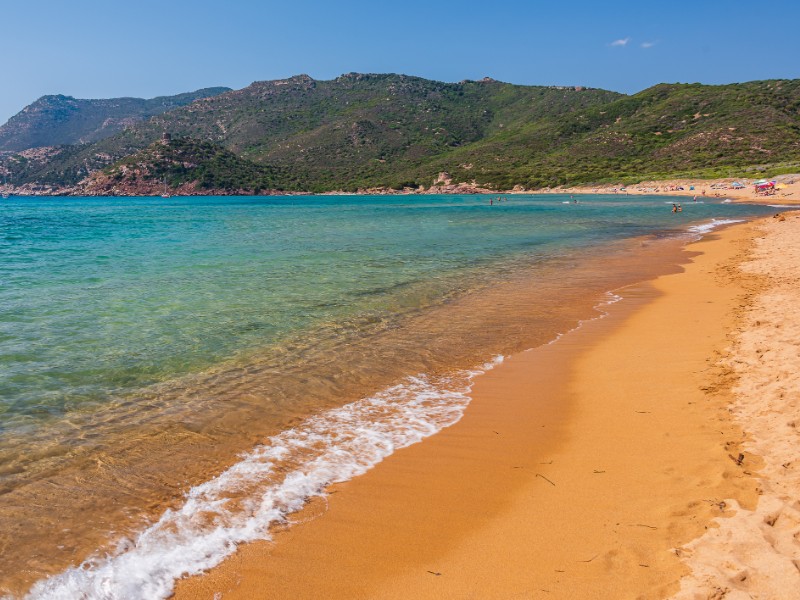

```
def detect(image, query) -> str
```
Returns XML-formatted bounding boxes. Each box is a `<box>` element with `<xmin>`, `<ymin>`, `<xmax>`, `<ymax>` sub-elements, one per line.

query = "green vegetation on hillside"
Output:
<box><xmin>101</xmin><ymin>137</ymin><xmax>288</xmax><ymax>193</ymax></box>
<box><xmin>2</xmin><ymin>75</ymin><xmax>799</xmax><ymax>193</ymax></box>
<box><xmin>0</xmin><ymin>87</ymin><xmax>231</xmax><ymax>152</ymax></box>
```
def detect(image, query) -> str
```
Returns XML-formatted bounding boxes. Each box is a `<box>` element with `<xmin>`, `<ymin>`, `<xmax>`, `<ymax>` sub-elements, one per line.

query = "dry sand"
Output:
<box><xmin>172</xmin><ymin>214</ymin><xmax>800</xmax><ymax>598</ymax></box>
<box><xmin>671</xmin><ymin>213</ymin><xmax>800</xmax><ymax>599</ymax></box>
<box><xmin>542</xmin><ymin>176</ymin><xmax>800</xmax><ymax>205</ymax></box>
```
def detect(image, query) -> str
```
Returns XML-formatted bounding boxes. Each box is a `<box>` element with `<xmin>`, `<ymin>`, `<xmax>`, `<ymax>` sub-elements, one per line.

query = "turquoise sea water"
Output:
<box><xmin>0</xmin><ymin>194</ymin><xmax>777</xmax><ymax>598</ymax></box>
<box><xmin>0</xmin><ymin>194</ymin><xmax>773</xmax><ymax>428</ymax></box>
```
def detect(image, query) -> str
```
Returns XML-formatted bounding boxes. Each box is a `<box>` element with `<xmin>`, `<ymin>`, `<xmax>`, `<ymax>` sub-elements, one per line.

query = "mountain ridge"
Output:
<box><xmin>0</xmin><ymin>87</ymin><xmax>232</xmax><ymax>151</ymax></box>
<box><xmin>1</xmin><ymin>74</ymin><xmax>798</xmax><ymax>194</ymax></box>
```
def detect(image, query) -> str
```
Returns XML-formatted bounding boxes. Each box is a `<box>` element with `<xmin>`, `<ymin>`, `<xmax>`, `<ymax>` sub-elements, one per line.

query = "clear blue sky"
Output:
<box><xmin>2</xmin><ymin>0</ymin><xmax>799</xmax><ymax>125</ymax></box>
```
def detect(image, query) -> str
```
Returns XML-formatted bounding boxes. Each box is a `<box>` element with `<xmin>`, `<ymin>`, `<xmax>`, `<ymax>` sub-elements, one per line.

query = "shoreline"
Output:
<box><xmin>4</xmin><ymin>175</ymin><xmax>799</xmax><ymax>202</ymax></box>
<box><xmin>8</xmin><ymin>198</ymin><xmax>741</xmax><ymax>597</ymax></box>
<box><xmin>173</xmin><ymin>219</ymin><xmax>778</xmax><ymax>598</ymax></box>
<box><xmin>536</xmin><ymin>176</ymin><xmax>800</xmax><ymax>205</ymax></box>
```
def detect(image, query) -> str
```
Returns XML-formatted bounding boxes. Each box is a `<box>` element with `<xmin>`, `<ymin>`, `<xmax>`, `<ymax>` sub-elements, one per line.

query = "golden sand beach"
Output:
<box><xmin>545</xmin><ymin>176</ymin><xmax>800</xmax><ymax>205</ymax></box>
<box><xmin>173</xmin><ymin>214</ymin><xmax>800</xmax><ymax>599</ymax></box>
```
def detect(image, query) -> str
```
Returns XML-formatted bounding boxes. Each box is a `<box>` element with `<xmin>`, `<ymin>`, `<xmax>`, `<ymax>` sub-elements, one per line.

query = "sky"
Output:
<box><xmin>1</xmin><ymin>0</ymin><xmax>799</xmax><ymax>125</ymax></box>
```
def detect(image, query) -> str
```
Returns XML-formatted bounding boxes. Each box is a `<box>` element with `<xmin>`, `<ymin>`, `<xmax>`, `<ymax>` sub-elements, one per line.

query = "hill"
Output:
<box><xmin>1</xmin><ymin>74</ymin><xmax>623</xmax><ymax>192</ymax></box>
<box><xmin>0</xmin><ymin>87</ymin><xmax>231</xmax><ymax>151</ymax></box>
<box><xmin>81</xmin><ymin>137</ymin><xmax>288</xmax><ymax>195</ymax></box>
<box><xmin>2</xmin><ymin>75</ymin><xmax>799</xmax><ymax>194</ymax></box>
<box><xmin>430</xmin><ymin>79</ymin><xmax>800</xmax><ymax>189</ymax></box>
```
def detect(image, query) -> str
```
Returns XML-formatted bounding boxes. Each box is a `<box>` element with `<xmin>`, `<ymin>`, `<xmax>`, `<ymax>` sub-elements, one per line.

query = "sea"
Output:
<box><xmin>0</xmin><ymin>193</ymin><xmax>776</xmax><ymax>598</ymax></box>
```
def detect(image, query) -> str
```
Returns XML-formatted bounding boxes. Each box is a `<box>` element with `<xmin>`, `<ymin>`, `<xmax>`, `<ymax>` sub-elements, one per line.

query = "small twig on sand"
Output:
<box><xmin>592</xmin><ymin>470</ymin><xmax>606</xmax><ymax>474</ymax></box>
<box><xmin>639</xmin><ymin>564</ymin><xmax>650</xmax><ymax>568</ymax></box>
<box><xmin>536</xmin><ymin>473</ymin><xmax>556</xmax><ymax>486</ymax></box>
<box><xmin>577</xmin><ymin>554</ymin><xmax>599</xmax><ymax>563</ymax></box>
<box><xmin>426</xmin><ymin>570</ymin><xmax>442</xmax><ymax>576</ymax></box>
<box><xmin>634</xmin><ymin>524</ymin><xmax>657</xmax><ymax>530</ymax></box>
<box><xmin>728</xmin><ymin>453</ymin><xmax>745</xmax><ymax>465</ymax></box>
<box><xmin>635</xmin><ymin>410</ymin><xmax>650</xmax><ymax>414</ymax></box>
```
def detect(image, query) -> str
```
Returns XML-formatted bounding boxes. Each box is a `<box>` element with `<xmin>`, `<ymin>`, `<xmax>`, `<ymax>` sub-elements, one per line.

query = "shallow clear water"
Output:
<box><xmin>0</xmin><ymin>194</ymin><xmax>775</xmax><ymax>597</ymax></box>
<box><xmin>0</xmin><ymin>194</ymin><xmax>770</xmax><ymax>428</ymax></box>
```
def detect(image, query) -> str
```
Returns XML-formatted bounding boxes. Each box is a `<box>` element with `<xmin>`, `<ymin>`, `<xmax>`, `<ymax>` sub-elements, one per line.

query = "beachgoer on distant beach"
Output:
<box><xmin>672</xmin><ymin>203</ymin><xmax>678</xmax><ymax>213</ymax></box>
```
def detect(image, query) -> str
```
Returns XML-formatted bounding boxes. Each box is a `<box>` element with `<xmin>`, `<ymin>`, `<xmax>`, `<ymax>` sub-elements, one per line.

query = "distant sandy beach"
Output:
<box><xmin>171</xmin><ymin>212</ymin><xmax>800</xmax><ymax>598</ymax></box>
<box><xmin>542</xmin><ymin>175</ymin><xmax>800</xmax><ymax>205</ymax></box>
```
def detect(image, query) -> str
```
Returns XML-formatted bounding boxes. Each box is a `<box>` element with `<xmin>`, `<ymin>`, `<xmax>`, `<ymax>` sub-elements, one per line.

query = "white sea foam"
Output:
<box><xmin>687</xmin><ymin>218</ymin><xmax>744</xmax><ymax>236</ymax></box>
<box><xmin>22</xmin><ymin>357</ymin><xmax>503</xmax><ymax>600</ymax></box>
<box><xmin>544</xmin><ymin>290</ymin><xmax>623</xmax><ymax>347</ymax></box>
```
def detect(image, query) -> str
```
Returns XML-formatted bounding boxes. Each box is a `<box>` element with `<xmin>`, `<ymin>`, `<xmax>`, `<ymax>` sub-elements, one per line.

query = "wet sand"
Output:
<box><xmin>173</xmin><ymin>219</ymin><xmax>779</xmax><ymax>598</ymax></box>
<box><xmin>0</xmin><ymin>232</ymin><xmax>696</xmax><ymax>597</ymax></box>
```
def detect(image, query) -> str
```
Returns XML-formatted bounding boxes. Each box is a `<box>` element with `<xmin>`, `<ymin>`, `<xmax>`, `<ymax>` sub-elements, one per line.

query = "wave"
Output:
<box><xmin>544</xmin><ymin>290</ymin><xmax>623</xmax><ymax>347</ymax></box>
<box><xmin>686</xmin><ymin>218</ymin><xmax>744</xmax><ymax>236</ymax></box>
<box><xmin>21</xmin><ymin>357</ymin><xmax>503</xmax><ymax>600</ymax></box>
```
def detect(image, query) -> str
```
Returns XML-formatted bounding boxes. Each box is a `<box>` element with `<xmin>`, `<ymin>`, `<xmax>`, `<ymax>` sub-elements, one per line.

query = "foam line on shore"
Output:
<box><xmin>20</xmin><ymin>357</ymin><xmax>503</xmax><ymax>600</ymax></box>
<box><xmin>542</xmin><ymin>218</ymin><xmax>742</xmax><ymax>349</ymax></box>
<box><xmin>543</xmin><ymin>290</ymin><xmax>623</xmax><ymax>348</ymax></box>
<box><xmin>169</xmin><ymin>217</ymin><xmax>769</xmax><ymax>599</ymax></box>
<box><xmin>15</xmin><ymin>216</ymin><xmax>753</xmax><ymax>600</ymax></box>
<box><xmin>686</xmin><ymin>217</ymin><xmax>745</xmax><ymax>236</ymax></box>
